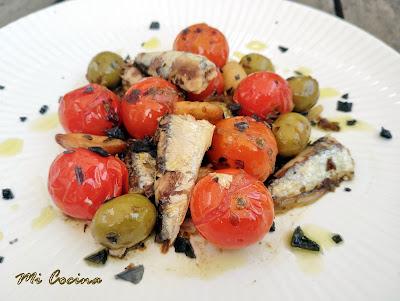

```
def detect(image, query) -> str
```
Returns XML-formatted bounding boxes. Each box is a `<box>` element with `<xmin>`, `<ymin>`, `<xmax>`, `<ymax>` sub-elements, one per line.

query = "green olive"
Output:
<box><xmin>239</xmin><ymin>53</ymin><xmax>275</xmax><ymax>74</ymax></box>
<box><xmin>287</xmin><ymin>76</ymin><xmax>319</xmax><ymax>113</ymax></box>
<box><xmin>86</xmin><ymin>51</ymin><xmax>124</xmax><ymax>89</ymax></box>
<box><xmin>91</xmin><ymin>194</ymin><xmax>156</xmax><ymax>249</ymax></box>
<box><xmin>272</xmin><ymin>112</ymin><xmax>311</xmax><ymax>157</ymax></box>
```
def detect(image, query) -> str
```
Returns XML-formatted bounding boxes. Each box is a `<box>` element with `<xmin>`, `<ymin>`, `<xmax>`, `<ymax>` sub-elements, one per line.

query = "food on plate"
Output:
<box><xmin>239</xmin><ymin>53</ymin><xmax>275</xmax><ymax>74</ymax></box>
<box><xmin>272</xmin><ymin>112</ymin><xmax>311</xmax><ymax>157</ymax></box>
<box><xmin>207</xmin><ymin>101</ymin><xmax>234</xmax><ymax>118</ymax></box>
<box><xmin>154</xmin><ymin>114</ymin><xmax>214</xmax><ymax>244</ymax></box>
<box><xmin>190</xmin><ymin>169</ymin><xmax>274</xmax><ymax>249</ymax></box>
<box><xmin>287</xmin><ymin>75</ymin><xmax>319</xmax><ymax>113</ymax></box>
<box><xmin>380</xmin><ymin>127</ymin><xmax>392</xmax><ymax>139</ymax></box>
<box><xmin>186</xmin><ymin>69</ymin><xmax>224</xmax><ymax>101</ymax></box>
<box><xmin>55</xmin><ymin>133</ymin><xmax>127</xmax><ymax>154</ymax></box>
<box><xmin>173</xmin><ymin>101</ymin><xmax>224</xmax><ymax>124</ymax></box>
<box><xmin>121</xmin><ymin>77</ymin><xmax>182</xmax><ymax>139</ymax></box>
<box><xmin>291</xmin><ymin>226</ymin><xmax>320</xmax><ymax>251</ymax></box>
<box><xmin>233</xmin><ymin>71</ymin><xmax>293</xmax><ymax>120</ymax></box>
<box><xmin>336</xmin><ymin>100</ymin><xmax>352</xmax><ymax>112</ymax></box>
<box><xmin>124</xmin><ymin>140</ymin><xmax>156</xmax><ymax>197</ymax></box>
<box><xmin>221</xmin><ymin>61</ymin><xmax>247</xmax><ymax>93</ymax></box>
<box><xmin>268</xmin><ymin>136</ymin><xmax>355</xmax><ymax>211</ymax></box>
<box><xmin>86</xmin><ymin>51</ymin><xmax>124</xmax><ymax>89</ymax></box>
<box><xmin>48</xmin><ymin>148</ymin><xmax>128</xmax><ymax>220</ymax></box>
<box><xmin>207</xmin><ymin>116</ymin><xmax>278</xmax><ymax>181</ymax></box>
<box><xmin>134</xmin><ymin>50</ymin><xmax>217</xmax><ymax>94</ymax></box>
<box><xmin>91</xmin><ymin>194</ymin><xmax>156</xmax><ymax>253</ymax></box>
<box><xmin>173</xmin><ymin>23</ymin><xmax>229</xmax><ymax>68</ymax></box>
<box><xmin>121</xmin><ymin>58</ymin><xmax>144</xmax><ymax>93</ymax></box>
<box><xmin>59</xmin><ymin>84</ymin><xmax>120</xmax><ymax>135</ymax></box>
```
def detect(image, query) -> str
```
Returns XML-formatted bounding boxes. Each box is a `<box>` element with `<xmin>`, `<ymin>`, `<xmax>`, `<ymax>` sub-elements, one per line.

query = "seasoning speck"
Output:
<box><xmin>278</xmin><ymin>46</ymin><xmax>288</xmax><ymax>53</ymax></box>
<box><xmin>149</xmin><ymin>21</ymin><xmax>160</xmax><ymax>30</ymax></box>
<box><xmin>173</xmin><ymin>236</ymin><xmax>196</xmax><ymax>258</ymax></box>
<box><xmin>331</xmin><ymin>234</ymin><xmax>343</xmax><ymax>244</ymax></box>
<box><xmin>346</xmin><ymin>119</ymin><xmax>357</xmax><ymax>126</ymax></box>
<box><xmin>344</xmin><ymin>187</ymin><xmax>351</xmax><ymax>192</ymax></box>
<box><xmin>115</xmin><ymin>264</ymin><xmax>144</xmax><ymax>284</ymax></box>
<box><xmin>19</xmin><ymin>116</ymin><xmax>27</xmax><ymax>122</ymax></box>
<box><xmin>88</xmin><ymin>147</ymin><xmax>110</xmax><ymax>157</ymax></box>
<box><xmin>0</xmin><ymin>85</ymin><xmax>5</xmax><ymax>90</ymax></box>
<box><xmin>2</xmin><ymin>188</ymin><xmax>14</xmax><ymax>200</ymax></box>
<box><xmin>380</xmin><ymin>127</ymin><xmax>392</xmax><ymax>139</ymax></box>
<box><xmin>63</xmin><ymin>150</ymin><xmax>75</xmax><ymax>154</ymax></box>
<box><xmin>234</xmin><ymin>121</ymin><xmax>249</xmax><ymax>132</ymax></box>
<box><xmin>9</xmin><ymin>238</ymin><xmax>18</xmax><ymax>245</ymax></box>
<box><xmin>291</xmin><ymin>226</ymin><xmax>320</xmax><ymax>251</ymax></box>
<box><xmin>84</xmin><ymin>249</ymin><xmax>109</xmax><ymax>265</ymax></box>
<box><xmin>269</xmin><ymin>221</ymin><xmax>275</xmax><ymax>232</ymax></box>
<box><xmin>337</xmin><ymin>101</ymin><xmax>352</xmax><ymax>112</ymax></box>
<box><xmin>234</xmin><ymin>74</ymin><xmax>240</xmax><ymax>80</ymax></box>
<box><xmin>341</xmin><ymin>93</ymin><xmax>349</xmax><ymax>99</ymax></box>
<box><xmin>39</xmin><ymin>105</ymin><xmax>49</xmax><ymax>115</ymax></box>
<box><xmin>294</xmin><ymin>70</ymin><xmax>303</xmax><ymax>76</ymax></box>
<box><xmin>0</xmin><ymin>256</ymin><xmax>4</xmax><ymax>263</ymax></box>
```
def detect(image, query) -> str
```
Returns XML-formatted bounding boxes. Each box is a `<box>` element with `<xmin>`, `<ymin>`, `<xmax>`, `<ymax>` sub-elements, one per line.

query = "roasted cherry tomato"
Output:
<box><xmin>190</xmin><ymin>169</ymin><xmax>274</xmax><ymax>249</ymax></box>
<box><xmin>173</xmin><ymin>23</ymin><xmax>229</xmax><ymax>68</ymax></box>
<box><xmin>48</xmin><ymin>148</ymin><xmax>128</xmax><ymax>220</ymax></box>
<box><xmin>186</xmin><ymin>69</ymin><xmax>224</xmax><ymax>101</ymax></box>
<box><xmin>233</xmin><ymin>72</ymin><xmax>293</xmax><ymax>120</ymax></box>
<box><xmin>207</xmin><ymin>116</ymin><xmax>278</xmax><ymax>181</ymax></box>
<box><xmin>59</xmin><ymin>84</ymin><xmax>120</xmax><ymax>135</ymax></box>
<box><xmin>121</xmin><ymin>77</ymin><xmax>182</xmax><ymax>139</ymax></box>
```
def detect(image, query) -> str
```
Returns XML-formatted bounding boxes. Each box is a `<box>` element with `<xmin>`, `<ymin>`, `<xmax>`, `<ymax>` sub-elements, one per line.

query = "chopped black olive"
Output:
<box><xmin>269</xmin><ymin>221</ymin><xmax>275</xmax><ymax>232</ymax></box>
<box><xmin>0</xmin><ymin>85</ymin><xmax>5</xmax><ymax>90</ymax></box>
<box><xmin>173</xmin><ymin>236</ymin><xmax>196</xmax><ymax>259</ymax></box>
<box><xmin>380</xmin><ymin>127</ymin><xmax>392</xmax><ymax>139</ymax></box>
<box><xmin>0</xmin><ymin>256</ymin><xmax>3</xmax><ymax>263</ymax></box>
<box><xmin>234</xmin><ymin>121</ymin><xmax>249</xmax><ymax>132</ymax></box>
<box><xmin>88</xmin><ymin>147</ymin><xmax>110</xmax><ymax>157</ymax></box>
<box><xmin>346</xmin><ymin>119</ymin><xmax>357</xmax><ymax>126</ymax></box>
<box><xmin>336</xmin><ymin>101</ymin><xmax>352</xmax><ymax>112</ymax></box>
<box><xmin>106</xmin><ymin>126</ymin><xmax>126</xmax><ymax>140</ymax></box>
<box><xmin>2</xmin><ymin>188</ymin><xmax>14</xmax><ymax>200</ymax></box>
<box><xmin>9</xmin><ymin>238</ymin><xmax>18</xmax><ymax>245</ymax></box>
<box><xmin>39</xmin><ymin>105</ymin><xmax>49</xmax><ymax>115</ymax></box>
<box><xmin>74</xmin><ymin>166</ymin><xmax>84</xmax><ymax>185</ymax></box>
<box><xmin>227</xmin><ymin>103</ymin><xmax>241</xmax><ymax>116</ymax></box>
<box><xmin>331</xmin><ymin>234</ymin><xmax>343</xmax><ymax>244</ymax></box>
<box><xmin>84</xmin><ymin>249</ymin><xmax>109</xmax><ymax>265</ymax></box>
<box><xmin>19</xmin><ymin>116</ymin><xmax>27</xmax><ymax>122</ymax></box>
<box><xmin>83</xmin><ymin>85</ymin><xmax>94</xmax><ymax>94</ymax></box>
<box><xmin>291</xmin><ymin>226</ymin><xmax>320</xmax><ymax>251</ymax></box>
<box><xmin>149</xmin><ymin>21</ymin><xmax>160</xmax><ymax>30</ymax></box>
<box><xmin>115</xmin><ymin>265</ymin><xmax>144</xmax><ymax>284</ymax></box>
<box><xmin>278</xmin><ymin>46</ymin><xmax>289</xmax><ymax>53</ymax></box>
<box><xmin>63</xmin><ymin>150</ymin><xmax>75</xmax><ymax>154</ymax></box>
<box><xmin>344</xmin><ymin>187</ymin><xmax>351</xmax><ymax>192</ymax></box>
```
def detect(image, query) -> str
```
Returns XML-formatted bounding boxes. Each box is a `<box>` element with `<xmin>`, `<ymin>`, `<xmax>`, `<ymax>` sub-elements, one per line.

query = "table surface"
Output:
<box><xmin>0</xmin><ymin>0</ymin><xmax>399</xmax><ymax>51</ymax></box>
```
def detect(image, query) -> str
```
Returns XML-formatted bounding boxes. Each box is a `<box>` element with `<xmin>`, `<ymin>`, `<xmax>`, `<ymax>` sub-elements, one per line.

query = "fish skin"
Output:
<box><xmin>155</xmin><ymin>114</ymin><xmax>215</xmax><ymax>244</ymax></box>
<box><xmin>134</xmin><ymin>51</ymin><xmax>217</xmax><ymax>94</ymax></box>
<box><xmin>268</xmin><ymin>136</ymin><xmax>355</xmax><ymax>211</ymax></box>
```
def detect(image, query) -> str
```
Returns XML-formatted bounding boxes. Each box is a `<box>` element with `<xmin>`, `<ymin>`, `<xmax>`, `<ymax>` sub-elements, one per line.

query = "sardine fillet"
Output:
<box><xmin>268</xmin><ymin>136</ymin><xmax>355</xmax><ymax>211</ymax></box>
<box><xmin>125</xmin><ymin>151</ymin><xmax>156</xmax><ymax>198</ymax></box>
<box><xmin>155</xmin><ymin>114</ymin><xmax>215</xmax><ymax>244</ymax></box>
<box><xmin>134</xmin><ymin>51</ymin><xmax>217</xmax><ymax>94</ymax></box>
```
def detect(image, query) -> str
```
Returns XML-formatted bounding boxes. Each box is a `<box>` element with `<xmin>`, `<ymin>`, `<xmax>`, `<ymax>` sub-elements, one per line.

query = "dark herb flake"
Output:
<box><xmin>9</xmin><ymin>238</ymin><xmax>18</xmax><ymax>245</ymax></box>
<box><xmin>173</xmin><ymin>236</ymin><xmax>196</xmax><ymax>259</ymax></box>
<box><xmin>2</xmin><ymin>188</ymin><xmax>14</xmax><ymax>200</ymax></box>
<box><xmin>331</xmin><ymin>234</ymin><xmax>343</xmax><ymax>244</ymax></box>
<box><xmin>88</xmin><ymin>147</ymin><xmax>110</xmax><ymax>157</ymax></box>
<box><xmin>84</xmin><ymin>249</ymin><xmax>109</xmax><ymax>265</ymax></box>
<box><xmin>291</xmin><ymin>226</ymin><xmax>320</xmax><ymax>251</ymax></box>
<box><xmin>0</xmin><ymin>256</ymin><xmax>4</xmax><ymax>263</ymax></box>
<box><xmin>344</xmin><ymin>187</ymin><xmax>351</xmax><ymax>192</ymax></box>
<box><xmin>346</xmin><ymin>119</ymin><xmax>357</xmax><ymax>126</ymax></box>
<box><xmin>39</xmin><ymin>105</ymin><xmax>49</xmax><ymax>115</ymax></box>
<box><xmin>380</xmin><ymin>127</ymin><xmax>392</xmax><ymax>139</ymax></box>
<box><xmin>149</xmin><ymin>21</ymin><xmax>160</xmax><ymax>30</ymax></box>
<box><xmin>0</xmin><ymin>85</ymin><xmax>5</xmax><ymax>90</ymax></box>
<box><xmin>115</xmin><ymin>264</ymin><xmax>144</xmax><ymax>284</ymax></box>
<box><xmin>341</xmin><ymin>93</ymin><xmax>349</xmax><ymax>99</ymax></box>
<box><xmin>269</xmin><ymin>221</ymin><xmax>275</xmax><ymax>232</ymax></box>
<box><xmin>278</xmin><ymin>46</ymin><xmax>288</xmax><ymax>53</ymax></box>
<box><xmin>19</xmin><ymin>116</ymin><xmax>27</xmax><ymax>122</ymax></box>
<box><xmin>337</xmin><ymin>101</ymin><xmax>352</xmax><ymax>112</ymax></box>
<box><xmin>63</xmin><ymin>150</ymin><xmax>75</xmax><ymax>154</ymax></box>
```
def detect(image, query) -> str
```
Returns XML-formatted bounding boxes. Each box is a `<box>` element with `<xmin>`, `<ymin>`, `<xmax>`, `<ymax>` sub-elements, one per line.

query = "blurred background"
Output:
<box><xmin>0</xmin><ymin>0</ymin><xmax>399</xmax><ymax>51</ymax></box>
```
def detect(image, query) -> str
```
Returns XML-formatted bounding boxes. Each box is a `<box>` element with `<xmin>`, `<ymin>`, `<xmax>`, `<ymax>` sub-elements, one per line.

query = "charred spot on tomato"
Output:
<box><xmin>212</xmin><ymin>177</ymin><xmax>219</xmax><ymax>183</ymax></box>
<box><xmin>83</xmin><ymin>85</ymin><xmax>94</xmax><ymax>94</ymax></box>
<box><xmin>125</xmin><ymin>89</ymin><xmax>141</xmax><ymax>104</ymax></box>
<box><xmin>234</xmin><ymin>121</ymin><xmax>249</xmax><ymax>132</ymax></box>
<box><xmin>103</xmin><ymin>100</ymin><xmax>119</xmax><ymax>125</ymax></box>
<box><xmin>181</xmin><ymin>28</ymin><xmax>190</xmax><ymax>35</ymax></box>
<box><xmin>236</xmin><ymin>197</ymin><xmax>247</xmax><ymax>210</ymax></box>
<box><xmin>106</xmin><ymin>232</ymin><xmax>119</xmax><ymax>244</ymax></box>
<box><xmin>291</xmin><ymin>226</ymin><xmax>320</xmax><ymax>251</ymax></box>
<box><xmin>234</xmin><ymin>160</ymin><xmax>245</xmax><ymax>169</ymax></box>
<box><xmin>74</xmin><ymin>166</ymin><xmax>84</xmax><ymax>185</ymax></box>
<box><xmin>255</xmin><ymin>137</ymin><xmax>266</xmax><ymax>149</ymax></box>
<box><xmin>229</xmin><ymin>213</ymin><xmax>240</xmax><ymax>226</ymax></box>
<box><xmin>84</xmin><ymin>249</ymin><xmax>109</xmax><ymax>265</ymax></box>
<box><xmin>195</xmin><ymin>27</ymin><xmax>202</xmax><ymax>33</ymax></box>
<box><xmin>88</xmin><ymin>147</ymin><xmax>110</xmax><ymax>157</ymax></box>
<box><xmin>326</xmin><ymin>158</ymin><xmax>336</xmax><ymax>171</ymax></box>
<box><xmin>341</xmin><ymin>93</ymin><xmax>349</xmax><ymax>99</ymax></box>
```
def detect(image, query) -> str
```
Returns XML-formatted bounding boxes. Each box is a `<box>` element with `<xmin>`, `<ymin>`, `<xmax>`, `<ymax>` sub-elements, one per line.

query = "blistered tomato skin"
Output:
<box><xmin>121</xmin><ymin>77</ymin><xmax>183</xmax><ymax>139</ymax></box>
<box><xmin>233</xmin><ymin>72</ymin><xmax>293</xmax><ymax>120</ymax></box>
<box><xmin>190</xmin><ymin>169</ymin><xmax>274</xmax><ymax>249</ymax></box>
<box><xmin>173</xmin><ymin>23</ymin><xmax>229</xmax><ymax>68</ymax></box>
<box><xmin>187</xmin><ymin>69</ymin><xmax>224</xmax><ymax>101</ymax></box>
<box><xmin>207</xmin><ymin>116</ymin><xmax>278</xmax><ymax>181</ymax></box>
<box><xmin>59</xmin><ymin>84</ymin><xmax>120</xmax><ymax>135</ymax></box>
<box><xmin>48</xmin><ymin>148</ymin><xmax>128</xmax><ymax>220</ymax></box>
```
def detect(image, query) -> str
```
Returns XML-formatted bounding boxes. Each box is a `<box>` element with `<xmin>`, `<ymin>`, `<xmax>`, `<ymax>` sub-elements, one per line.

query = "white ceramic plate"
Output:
<box><xmin>1</xmin><ymin>0</ymin><xmax>399</xmax><ymax>300</ymax></box>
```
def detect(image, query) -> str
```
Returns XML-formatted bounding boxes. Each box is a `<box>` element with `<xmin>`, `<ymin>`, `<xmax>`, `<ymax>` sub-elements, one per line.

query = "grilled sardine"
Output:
<box><xmin>155</xmin><ymin>114</ymin><xmax>215</xmax><ymax>244</ymax></box>
<box><xmin>268</xmin><ymin>136</ymin><xmax>354</xmax><ymax>211</ymax></box>
<box><xmin>134</xmin><ymin>51</ymin><xmax>217</xmax><ymax>94</ymax></box>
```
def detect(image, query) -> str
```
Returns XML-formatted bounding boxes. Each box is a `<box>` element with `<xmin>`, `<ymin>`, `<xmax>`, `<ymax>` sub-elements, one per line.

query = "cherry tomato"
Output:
<box><xmin>173</xmin><ymin>23</ymin><xmax>229</xmax><ymax>68</ymax></box>
<box><xmin>187</xmin><ymin>69</ymin><xmax>224</xmax><ymax>101</ymax></box>
<box><xmin>233</xmin><ymin>72</ymin><xmax>293</xmax><ymax>120</ymax></box>
<box><xmin>207</xmin><ymin>116</ymin><xmax>277</xmax><ymax>181</ymax></box>
<box><xmin>48</xmin><ymin>148</ymin><xmax>128</xmax><ymax>220</ymax></box>
<box><xmin>121</xmin><ymin>77</ymin><xmax>183</xmax><ymax>139</ymax></box>
<box><xmin>59</xmin><ymin>84</ymin><xmax>120</xmax><ymax>135</ymax></box>
<box><xmin>190</xmin><ymin>169</ymin><xmax>274</xmax><ymax>249</ymax></box>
